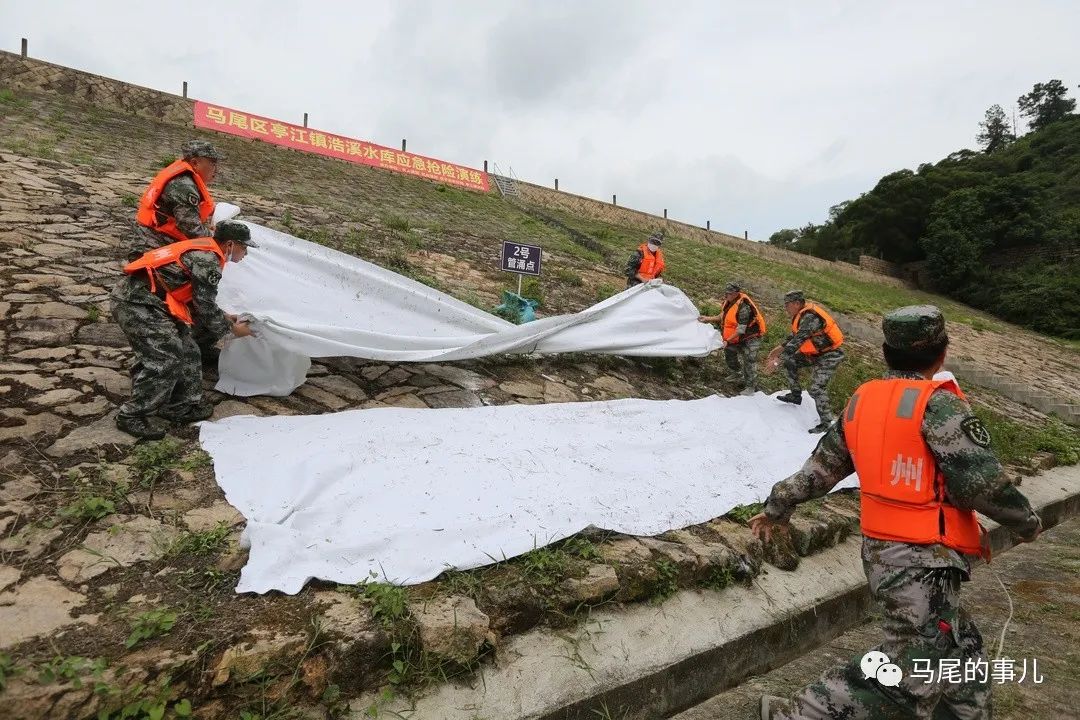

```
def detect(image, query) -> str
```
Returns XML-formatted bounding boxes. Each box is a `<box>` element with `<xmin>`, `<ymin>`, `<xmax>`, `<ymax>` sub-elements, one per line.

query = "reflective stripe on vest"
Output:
<box><xmin>637</xmin><ymin>244</ymin><xmax>665</xmax><ymax>280</ymax></box>
<box><xmin>135</xmin><ymin>159</ymin><xmax>215</xmax><ymax>242</ymax></box>
<box><xmin>123</xmin><ymin>238</ymin><xmax>226</xmax><ymax>325</ymax></box>
<box><xmin>792</xmin><ymin>302</ymin><xmax>844</xmax><ymax>355</ymax></box>
<box><xmin>722</xmin><ymin>293</ymin><xmax>767</xmax><ymax>344</ymax></box>
<box><xmin>842</xmin><ymin>378</ymin><xmax>984</xmax><ymax>556</ymax></box>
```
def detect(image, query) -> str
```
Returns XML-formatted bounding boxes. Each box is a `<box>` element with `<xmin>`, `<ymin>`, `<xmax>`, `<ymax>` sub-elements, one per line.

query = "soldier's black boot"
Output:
<box><xmin>161</xmin><ymin>401</ymin><xmax>215</xmax><ymax>424</ymax></box>
<box><xmin>116</xmin><ymin>414</ymin><xmax>169</xmax><ymax>440</ymax></box>
<box><xmin>776</xmin><ymin>391</ymin><xmax>802</xmax><ymax>405</ymax></box>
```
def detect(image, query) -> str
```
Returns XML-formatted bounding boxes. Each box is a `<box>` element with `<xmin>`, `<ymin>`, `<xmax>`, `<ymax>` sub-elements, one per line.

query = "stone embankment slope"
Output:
<box><xmin>1</xmin><ymin>80</ymin><xmax>1077</xmax><ymax>719</ymax></box>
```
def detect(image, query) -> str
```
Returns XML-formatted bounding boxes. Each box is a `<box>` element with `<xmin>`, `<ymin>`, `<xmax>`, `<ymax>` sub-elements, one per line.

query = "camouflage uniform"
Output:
<box><xmin>780</xmin><ymin>292</ymin><xmax>844</xmax><ymax>425</ymax></box>
<box><xmin>722</xmin><ymin>284</ymin><xmax>763</xmax><ymax>392</ymax></box>
<box><xmin>126</xmin><ymin>140</ymin><xmax>223</xmax><ymax>361</ymax></box>
<box><xmin>112</xmin><ymin>221</ymin><xmax>252</xmax><ymax>438</ymax></box>
<box><xmin>760</xmin><ymin>306</ymin><xmax>1042</xmax><ymax>720</ymax></box>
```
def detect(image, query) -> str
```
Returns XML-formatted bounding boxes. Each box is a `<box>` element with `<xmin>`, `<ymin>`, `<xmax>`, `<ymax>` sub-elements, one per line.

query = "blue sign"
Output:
<box><xmin>501</xmin><ymin>241</ymin><xmax>542</xmax><ymax>277</ymax></box>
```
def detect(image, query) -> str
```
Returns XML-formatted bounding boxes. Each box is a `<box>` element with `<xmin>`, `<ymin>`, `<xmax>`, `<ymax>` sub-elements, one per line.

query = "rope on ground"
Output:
<box><xmin>988</xmin><ymin>564</ymin><xmax>1014</xmax><ymax>660</ymax></box>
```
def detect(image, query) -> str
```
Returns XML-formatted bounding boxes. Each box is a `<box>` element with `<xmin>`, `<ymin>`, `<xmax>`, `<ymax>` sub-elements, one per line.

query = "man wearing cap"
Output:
<box><xmin>625</xmin><ymin>231</ymin><xmax>666</xmax><ymax>288</ymax></box>
<box><xmin>751</xmin><ymin>306</ymin><xmax>1042</xmax><ymax>720</ymax></box>
<box><xmin>128</xmin><ymin>140</ymin><xmax>225</xmax><ymax>365</ymax></box>
<box><xmin>766</xmin><ymin>290</ymin><xmax>845</xmax><ymax>433</ymax></box>
<box><xmin>699</xmin><ymin>282</ymin><xmax>767</xmax><ymax>395</ymax></box>
<box><xmin>111</xmin><ymin>221</ymin><xmax>257</xmax><ymax>439</ymax></box>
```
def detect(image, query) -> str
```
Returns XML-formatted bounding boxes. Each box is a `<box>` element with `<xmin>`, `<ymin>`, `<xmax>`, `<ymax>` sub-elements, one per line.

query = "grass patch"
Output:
<box><xmin>975</xmin><ymin>410</ymin><xmax>1080</xmax><ymax>466</ymax></box>
<box><xmin>727</xmin><ymin>502</ymin><xmax>765</xmax><ymax>524</ymax></box>
<box><xmin>59</xmin><ymin>495</ymin><xmax>115</xmax><ymax>523</ymax></box>
<box><xmin>650</xmin><ymin>558</ymin><xmax>680</xmax><ymax>603</ymax></box>
<box><xmin>701</xmin><ymin>565</ymin><xmax>735</xmax><ymax>592</ymax></box>
<box><xmin>179</xmin><ymin>449</ymin><xmax>212</xmax><ymax>471</ymax></box>
<box><xmin>595</xmin><ymin>283</ymin><xmax>619</xmax><ymax>302</ymax></box>
<box><xmin>125</xmin><ymin>609</ymin><xmax>178</xmax><ymax>649</ymax></box>
<box><xmin>553</xmin><ymin>268</ymin><xmax>584</xmax><ymax>287</ymax></box>
<box><xmin>521</xmin><ymin>277</ymin><xmax>544</xmax><ymax>307</ymax></box>
<box><xmin>384</xmin><ymin>250</ymin><xmax>414</xmax><ymax>274</ymax></box>
<box><xmin>168</xmin><ymin>524</ymin><xmax>232</xmax><ymax>558</ymax></box>
<box><xmin>438</xmin><ymin>569</ymin><xmax>483</xmax><ymax>599</ymax></box>
<box><xmin>0</xmin><ymin>652</ymin><xmax>17</xmax><ymax>690</ymax></box>
<box><xmin>359</xmin><ymin>581</ymin><xmax>410</xmax><ymax>627</ymax></box>
<box><xmin>0</xmin><ymin>88</ymin><xmax>29</xmax><ymax>109</ymax></box>
<box><xmin>130</xmin><ymin>438</ymin><xmax>185</xmax><ymax>488</ymax></box>
<box><xmin>517</xmin><ymin>544</ymin><xmax>571</xmax><ymax>586</ymax></box>
<box><xmin>382</xmin><ymin>214</ymin><xmax>411</xmax><ymax>232</ymax></box>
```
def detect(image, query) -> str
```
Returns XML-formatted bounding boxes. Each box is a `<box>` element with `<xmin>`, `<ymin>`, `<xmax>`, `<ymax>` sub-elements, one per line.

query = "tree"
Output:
<box><xmin>768</xmin><ymin>228</ymin><xmax>798</xmax><ymax>248</ymax></box>
<box><xmin>1017</xmin><ymin>80</ymin><xmax>1076</xmax><ymax>132</ymax></box>
<box><xmin>920</xmin><ymin>189</ymin><xmax>991</xmax><ymax>289</ymax></box>
<box><xmin>976</xmin><ymin>104</ymin><xmax>1014</xmax><ymax>153</ymax></box>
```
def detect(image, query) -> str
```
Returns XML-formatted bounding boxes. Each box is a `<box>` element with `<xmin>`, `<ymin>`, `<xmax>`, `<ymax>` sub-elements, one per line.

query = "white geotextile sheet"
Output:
<box><xmin>199</xmin><ymin>392</ymin><xmax>856</xmax><ymax>595</ymax></box>
<box><xmin>210</xmin><ymin>205</ymin><xmax>722</xmax><ymax>397</ymax></box>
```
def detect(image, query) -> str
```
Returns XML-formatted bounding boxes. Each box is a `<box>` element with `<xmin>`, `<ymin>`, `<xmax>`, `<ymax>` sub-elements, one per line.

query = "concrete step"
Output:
<box><xmin>344</xmin><ymin>465</ymin><xmax>1080</xmax><ymax>719</ymax></box>
<box><xmin>669</xmin><ymin>512</ymin><xmax>1080</xmax><ymax>720</ymax></box>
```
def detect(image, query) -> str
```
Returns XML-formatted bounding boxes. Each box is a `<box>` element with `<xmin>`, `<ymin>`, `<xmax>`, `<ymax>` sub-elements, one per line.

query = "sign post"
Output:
<box><xmin>500</xmin><ymin>241</ymin><xmax>542</xmax><ymax>297</ymax></box>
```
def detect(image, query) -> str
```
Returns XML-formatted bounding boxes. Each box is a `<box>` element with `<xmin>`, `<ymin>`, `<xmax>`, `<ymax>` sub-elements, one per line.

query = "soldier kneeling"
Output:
<box><xmin>112</xmin><ymin>220</ymin><xmax>256</xmax><ymax>439</ymax></box>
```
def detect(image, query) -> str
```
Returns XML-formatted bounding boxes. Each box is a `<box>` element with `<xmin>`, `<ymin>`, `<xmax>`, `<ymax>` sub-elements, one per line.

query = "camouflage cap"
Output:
<box><xmin>723</xmin><ymin>282</ymin><xmax>741</xmax><ymax>294</ymax></box>
<box><xmin>882</xmin><ymin>305</ymin><xmax>948</xmax><ymax>351</ymax></box>
<box><xmin>648</xmin><ymin>230</ymin><xmax>664</xmax><ymax>246</ymax></box>
<box><xmin>214</xmin><ymin>220</ymin><xmax>257</xmax><ymax>247</ymax></box>
<box><xmin>181</xmin><ymin>140</ymin><xmax>224</xmax><ymax>161</ymax></box>
<box><xmin>783</xmin><ymin>290</ymin><xmax>805</xmax><ymax>304</ymax></box>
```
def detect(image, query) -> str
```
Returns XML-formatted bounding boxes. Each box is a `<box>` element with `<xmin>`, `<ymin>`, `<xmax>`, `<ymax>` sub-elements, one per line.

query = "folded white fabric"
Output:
<box><xmin>199</xmin><ymin>392</ymin><xmax>852</xmax><ymax>595</ymax></box>
<box><xmin>209</xmin><ymin>205</ymin><xmax>722</xmax><ymax>396</ymax></box>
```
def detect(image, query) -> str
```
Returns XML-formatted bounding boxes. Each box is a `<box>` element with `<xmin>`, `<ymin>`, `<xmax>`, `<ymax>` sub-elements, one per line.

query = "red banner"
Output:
<box><xmin>193</xmin><ymin>101</ymin><xmax>489</xmax><ymax>192</ymax></box>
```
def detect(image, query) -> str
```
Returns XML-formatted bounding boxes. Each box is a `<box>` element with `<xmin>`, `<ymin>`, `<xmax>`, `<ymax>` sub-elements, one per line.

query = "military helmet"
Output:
<box><xmin>783</xmin><ymin>289</ymin><xmax>805</xmax><ymax>304</ymax></box>
<box><xmin>882</xmin><ymin>305</ymin><xmax>948</xmax><ymax>351</ymax></box>
<box><xmin>214</xmin><ymin>220</ymin><xmax>258</xmax><ymax>247</ymax></box>
<box><xmin>181</xmin><ymin>139</ymin><xmax>224</xmax><ymax>161</ymax></box>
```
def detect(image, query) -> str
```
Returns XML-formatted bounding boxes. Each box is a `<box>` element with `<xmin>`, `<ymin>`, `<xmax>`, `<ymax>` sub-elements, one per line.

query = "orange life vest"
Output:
<box><xmin>793</xmin><ymin>302</ymin><xmax>844</xmax><ymax>355</ymax></box>
<box><xmin>843</xmin><ymin>378</ymin><xmax>985</xmax><ymax>557</ymax></box>
<box><xmin>123</xmin><ymin>238</ymin><xmax>225</xmax><ymax>325</ymax></box>
<box><xmin>637</xmin><ymin>244</ymin><xmax>665</xmax><ymax>280</ymax></box>
<box><xmin>722</xmin><ymin>292</ymin><xmax>767</xmax><ymax>344</ymax></box>
<box><xmin>135</xmin><ymin>159</ymin><xmax>215</xmax><ymax>242</ymax></box>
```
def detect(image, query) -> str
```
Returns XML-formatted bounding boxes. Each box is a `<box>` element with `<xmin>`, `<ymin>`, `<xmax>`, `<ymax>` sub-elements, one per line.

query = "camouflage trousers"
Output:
<box><xmin>112</xmin><ymin>299</ymin><xmax>205</xmax><ymax>420</ymax></box>
<box><xmin>784</xmin><ymin>349</ymin><xmax>844</xmax><ymax>423</ymax></box>
<box><xmin>777</xmin><ymin>562</ymin><xmax>990</xmax><ymax>720</ymax></box>
<box><xmin>724</xmin><ymin>336</ymin><xmax>762</xmax><ymax>390</ymax></box>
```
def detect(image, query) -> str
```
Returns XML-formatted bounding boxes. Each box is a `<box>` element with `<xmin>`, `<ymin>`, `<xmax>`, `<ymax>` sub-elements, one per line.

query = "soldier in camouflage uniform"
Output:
<box><xmin>751</xmin><ymin>305</ymin><xmax>1042</xmax><ymax>720</ymax></box>
<box><xmin>112</xmin><ymin>221</ymin><xmax>256</xmax><ymax>439</ymax></box>
<box><xmin>699</xmin><ymin>282</ymin><xmax>764</xmax><ymax>395</ymax></box>
<box><xmin>128</xmin><ymin>140</ymin><xmax>224</xmax><ymax>366</ymax></box>
<box><xmin>767</xmin><ymin>290</ymin><xmax>845</xmax><ymax>433</ymax></box>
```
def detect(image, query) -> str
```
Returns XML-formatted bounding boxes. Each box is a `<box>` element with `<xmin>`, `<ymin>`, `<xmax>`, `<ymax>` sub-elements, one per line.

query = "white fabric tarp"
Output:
<box><xmin>210</xmin><ymin>205</ymin><xmax>722</xmax><ymax>397</ymax></box>
<box><xmin>199</xmin><ymin>392</ymin><xmax>855</xmax><ymax>595</ymax></box>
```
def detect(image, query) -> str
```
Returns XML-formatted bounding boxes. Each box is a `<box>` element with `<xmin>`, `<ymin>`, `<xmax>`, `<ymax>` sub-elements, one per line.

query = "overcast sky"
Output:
<box><xmin>4</xmin><ymin>1</ymin><xmax>1078</xmax><ymax>238</ymax></box>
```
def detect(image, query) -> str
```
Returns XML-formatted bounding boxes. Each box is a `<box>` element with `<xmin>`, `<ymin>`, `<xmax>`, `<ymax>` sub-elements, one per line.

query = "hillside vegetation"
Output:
<box><xmin>769</xmin><ymin>81</ymin><xmax>1080</xmax><ymax>339</ymax></box>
